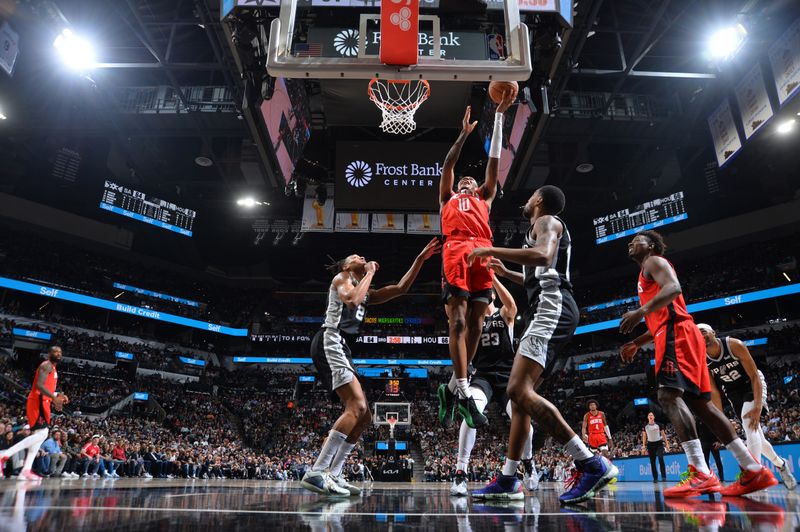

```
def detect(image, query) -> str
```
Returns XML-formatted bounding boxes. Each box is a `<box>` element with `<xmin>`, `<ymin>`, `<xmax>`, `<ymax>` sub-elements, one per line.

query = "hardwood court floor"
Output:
<box><xmin>0</xmin><ymin>478</ymin><xmax>796</xmax><ymax>530</ymax></box>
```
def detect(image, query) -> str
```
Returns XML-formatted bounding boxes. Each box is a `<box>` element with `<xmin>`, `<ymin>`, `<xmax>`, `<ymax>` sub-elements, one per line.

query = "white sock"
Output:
<box><xmin>760</xmin><ymin>435</ymin><xmax>785</xmax><ymax>469</ymax></box>
<box><xmin>522</xmin><ymin>427</ymin><xmax>534</xmax><ymax>461</ymax></box>
<box><xmin>312</xmin><ymin>430</ymin><xmax>347</xmax><ymax>472</ymax></box>
<box><xmin>457</xmin><ymin>420</ymin><xmax>476</xmax><ymax>473</ymax></box>
<box><xmin>456</xmin><ymin>378</ymin><xmax>470</xmax><ymax>399</ymax></box>
<box><xmin>329</xmin><ymin>441</ymin><xmax>356</xmax><ymax>477</ymax></box>
<box><xmin>447</xmin><ymin>373</ymin><xmax>458</xmax><ymax>393</ymax></box>
<box><xmin>564</xmin><ymin>435</ymin><xmax>594</xmax><ymax>462</ymax></box>
<box><xmin>726</xmin><ymin>438</ymin><xmax>761</xmax><ymax>472</ymax></box>
<box><xmin>502</xmin><ymin>458</ymin><xmax>520</xmax><ymax>476</ymax></box>
<box><xmin>681</xmin><ymin>439</ymin><xmax>710</xmax><ymax>475</ymax></box>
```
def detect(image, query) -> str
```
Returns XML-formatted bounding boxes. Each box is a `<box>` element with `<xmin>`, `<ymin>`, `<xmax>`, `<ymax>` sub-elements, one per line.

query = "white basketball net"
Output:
<box><xmin>368</xmin><ymin>79</ymin><xmax>431</xmax><ymax>135</ymax></box>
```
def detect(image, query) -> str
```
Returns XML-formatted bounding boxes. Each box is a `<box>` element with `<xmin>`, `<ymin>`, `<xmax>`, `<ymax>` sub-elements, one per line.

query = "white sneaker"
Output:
<box><xmin>300</xmin><ymin>470</ymin><xmax>349</xmax><ymax>496</ymax></box>
<box><xmin>112</xmin><ymin>472</ymin><xmax>121</xmax><ymax>478</ymax></box>
<box><xmin>80</xmin><ymin>473</ymin><xmax>88</xmax><ymax>478</ymax></box>
<box><xmin>91</xmin><ymin>473</ymin><xmax>99</xmax><ymax>478</ymax></box>
<box><xmin>777</xmin><ymin>460</ymin><xmax>797</xmax><ymax>490</ymax></box>
<box><xmin>144</xmin><ymin>473</ymin><xmax>153</xmax><ymax>479</ymax></box>
<box><xmin>450</xmin><ymin>475</ymin><xmax>468</xmax><ymax>496</ymax></box>
<box><xmin>103</xmin><ymin>472</ymin><xmax>112</xmax><ymax>478</ymax></box>
<box><xmin>330</xmin><ymin>474</ymin><xmax>362</xmax><ymax>496</ymax></box>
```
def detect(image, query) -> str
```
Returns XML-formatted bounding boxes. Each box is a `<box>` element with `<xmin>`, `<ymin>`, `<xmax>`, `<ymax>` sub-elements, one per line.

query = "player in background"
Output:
<box><xmin>301</xmin><ymin>239</ymin><xmax>440</xmax><ymax>497</ymax></box>
<box><xmin>620</xmin><ymin>230</ymin><xmax>777</xmax><ymax>497</ymax></box>
<box><xmin>698</xmin><ymin>323</ymin><xmax>796</xmax><ymax>490</ymax></box>
<box><xmin>437</xmin><ymin>93</ymin><xmax>515</xmax><ymax>430</ymax></box>
<box><xmin>582</xmin><ymin>400</ymin><xmax>613</xmax><ymax>460</ymax></box>
<box><xmin>0</xmin><ymin>346</ymin><xmax>69</xmax><ymax>480</ymax></box>
<box><xmin>450</xmin><ymin>277</ymin><xmax>538</xmax><ymax>496</ymax></box>
<box><xmin>467</xmin><ymin>186</ymin><xmax>617</xmax><ymax>504</ymax></box>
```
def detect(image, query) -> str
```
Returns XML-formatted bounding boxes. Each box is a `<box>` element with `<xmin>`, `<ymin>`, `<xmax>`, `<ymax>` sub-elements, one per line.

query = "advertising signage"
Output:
<box><xmin>306</xmin><ymin>28</ymin><xmax>488</xmax><ymax>60</ymax></box>
<box><xmin>335</xmin><ymin>142</ymin><xmax>447</xmax><ymax>211</ymax></box>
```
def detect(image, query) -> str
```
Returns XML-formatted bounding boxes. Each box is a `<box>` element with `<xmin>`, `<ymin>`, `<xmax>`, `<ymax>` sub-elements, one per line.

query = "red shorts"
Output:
<box><xmin>588</xmin><ymin>433</ymin><xmax>608</xmax><ymax>450</ymax></box>
<box><xmin>26</xmin><ymin>394</ymin><xmax>51</xmax><ymax>429</ymax></box>
<box><xmin>442</xmin><ymin>237</ymin><xmax>494</xmax><ymax>301</ymax></box>
<box><xmin>654</xmin><ymin>320</ymin><xmax>711</xmax><ymax>397</ymax></box>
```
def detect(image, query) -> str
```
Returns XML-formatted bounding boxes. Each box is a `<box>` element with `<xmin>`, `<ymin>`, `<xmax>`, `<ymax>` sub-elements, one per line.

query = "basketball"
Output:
<box><xmin>488</xmin><ymin>81</ymin><xmax>518</xmax><ymax>104</ymax></box>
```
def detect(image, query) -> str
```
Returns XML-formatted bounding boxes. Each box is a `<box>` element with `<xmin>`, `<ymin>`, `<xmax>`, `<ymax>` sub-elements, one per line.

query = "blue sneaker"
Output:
<box><xmin>559</xmin><ymin>456</ymin><xmax>619</xmax><ymax>505</ymax></box>
<box><xmin>471</xmin><ymin>474</ymin><xmax>524</xmax><ymax>500</ymax></box>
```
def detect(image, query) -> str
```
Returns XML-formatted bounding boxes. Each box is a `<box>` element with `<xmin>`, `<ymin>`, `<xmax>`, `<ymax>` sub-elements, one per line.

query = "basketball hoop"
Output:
<box><xmin>368</xmin><ymin>79</ymin><xmax>430</xmax><ymax>135</ymax></box>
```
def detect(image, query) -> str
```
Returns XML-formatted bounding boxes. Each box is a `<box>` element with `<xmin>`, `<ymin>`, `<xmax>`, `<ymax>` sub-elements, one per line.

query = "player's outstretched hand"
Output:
<box><xmin>620</xmin><ymin>342</ymin><xmax>638</xmax><ymax>364</ymax></box>
<box><xmin>418</xmin><ymin>238</ymin><xmax>442</xmax><ymax>261</ymax></box>
<box><xmin>619</xmin><ymin>308</ymin><xmax>645</xmax><ymax>334</ymax></box>
<box><xmin>486</xmin><ymin>257</ymin><xmax>510</xmax><ymax>277</ymax></box>
<box><xmin>365</xmin><ymin>261</ymin><xmax>380</xmax><ymax>274</ymax></box>
<box><xmin>466</xmin><ymin>247</ymin><xmax>492</xmax><ymax>266</ymax></box>
<box><xmin>497</xmin><ymin>90</ymin><xmax>516</xmax><ymax>114</ymax></box>
<box><xmin>461</xmin><ymin>106</ymin><xmax>478</xmax><ymax>135</ymax></box>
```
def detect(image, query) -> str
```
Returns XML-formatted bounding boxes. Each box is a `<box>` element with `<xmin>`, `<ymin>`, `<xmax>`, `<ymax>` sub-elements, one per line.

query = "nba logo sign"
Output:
<box><xmin>487</xmin><ymin>34</ymin><xmax>505</xmax><ymax>60</ymax></box>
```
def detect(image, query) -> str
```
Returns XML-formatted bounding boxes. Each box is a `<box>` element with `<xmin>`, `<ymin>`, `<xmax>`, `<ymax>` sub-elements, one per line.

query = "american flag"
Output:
<box><xmin>294</xmin><ymin>43</ymin><xmax>323</xmax><ymax>57</ymax></box>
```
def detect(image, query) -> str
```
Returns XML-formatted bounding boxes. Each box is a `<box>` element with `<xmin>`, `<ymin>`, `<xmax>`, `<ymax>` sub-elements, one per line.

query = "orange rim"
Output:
<box><xmin>368</xmin><ymin>79</ymin><xmax>431</xmax><ymax>112</ymax></box>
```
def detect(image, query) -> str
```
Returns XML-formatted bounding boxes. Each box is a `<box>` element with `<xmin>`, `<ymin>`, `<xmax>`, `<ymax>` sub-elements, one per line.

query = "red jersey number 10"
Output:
<box><xmin>459</xmin><ymin>197</ymin><xmax>470</xmax><ymax>211</ymax></box>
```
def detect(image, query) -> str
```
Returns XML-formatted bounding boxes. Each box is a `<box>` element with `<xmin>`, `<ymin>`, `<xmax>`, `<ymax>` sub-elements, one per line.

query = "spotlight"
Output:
<box><xmin>0</xmin><ymin>110</ymin><xmax>6</xmax><ymax>120</ymax></box>
<box><xmin>53</xmin><ymin>28</ymin><xmax>96</xmax><ymax>71</ymax></box>
<box><xmin>776</xmin><ymin>118</ymin><xmax>796</xmax><ymax>135</ymax></box>
<box><xmin>237</xmin><ymin>197</ymin><xmax>268</xmax><ymax>208</ymax></box>
<box><xmin>708</xmin><ymin>24</ymin><xmax>746</xmax><ymax>61</ymax></box>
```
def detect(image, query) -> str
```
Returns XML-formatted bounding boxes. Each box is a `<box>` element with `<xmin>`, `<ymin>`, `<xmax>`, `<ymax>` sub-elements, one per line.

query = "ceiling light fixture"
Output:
<box><xmin>53</xmin><ymin>28</ymin><xmax>96</xmax><ymax>71</ymax></box>
<box><xmin>708</xmin><ymin>24</ymin><xmax>747</xmax><ymax>61</ymax></box>
<box><xmin>776</xmin><ymin>118</ymin><xmax>796</xmax><ymax>135</ymax></box>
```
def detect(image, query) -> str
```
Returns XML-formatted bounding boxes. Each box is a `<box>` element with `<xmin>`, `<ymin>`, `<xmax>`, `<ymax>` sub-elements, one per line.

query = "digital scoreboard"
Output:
<box><xmin>593</xmin><ymin>191</ymin><xmax>687</xmax><ymax>244</ymax></box>
<box><xmin>100</xmin><ymin>180</ymin><xmax>196</xmax><ymax>237</ymax></box>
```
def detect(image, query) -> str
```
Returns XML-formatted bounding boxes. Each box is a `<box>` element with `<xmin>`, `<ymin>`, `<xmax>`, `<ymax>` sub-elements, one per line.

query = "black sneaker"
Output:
<box><xmin>437</xmin><ymin>384</ymin><xmax>457</xmax><ymax>427</ymax></box>
<box><xmin>457</xmin><ymin>395</ymin><xmax>488</xmax><ymax>428</ymax></box>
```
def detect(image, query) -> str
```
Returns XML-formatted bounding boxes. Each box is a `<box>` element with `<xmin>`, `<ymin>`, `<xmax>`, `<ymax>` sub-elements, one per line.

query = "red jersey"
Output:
<box><xmin>441</xmin><ymin>191</ymin><xmax>492</xmax><ymax>240</ymax></box>
<box><xmin>81</xmin><ymin>442</ymin><xmax>101</xmax><ymax>458</ymax></box>
<box><xmin>638</xmin><ymin>260</ymin><xmax>694</xmax><ymax>335</ymax></box>
<box><xmin>28</xmin><ymin>361</ymin><xmax>58</xmax><ymax>403</ymax></box>
<box><xmin>587</xmin><ymin>411</ymin><xmax>606</xmax><ymax>435</ymax></box>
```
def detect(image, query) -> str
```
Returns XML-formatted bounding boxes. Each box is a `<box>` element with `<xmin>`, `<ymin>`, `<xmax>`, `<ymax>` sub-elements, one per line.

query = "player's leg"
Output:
<box><xmin>326</xmin><ymin>378</ymin><xmax>370</xmax><ymax>495</ymax></box>
<box><xmin>738</xmin><ymin>399</ymin><xmax>795</xmax><ymax>489</ymax></box>
<box><xmin>444</xmin><ymin>297</ymin><xmax>487</xmax><ymax>429</ymax></box>
<box><xmin>506</xmin><ymin>401</ymin><xmax>537</xmax><ymax>491</ymax></box>
<box><xmin>464</xmin><ymin>299</ymin><xmax>490</xmax><ymax>365</ymax></box>
<box><xmin>451</xmin><ymin>384</ymin><xmax>488</xmax><ymax>495</ymax></box>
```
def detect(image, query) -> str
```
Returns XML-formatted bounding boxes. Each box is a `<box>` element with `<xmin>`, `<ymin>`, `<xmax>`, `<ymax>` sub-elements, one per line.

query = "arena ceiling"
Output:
<box><xmin>0</xmin><ymin>0</ymin><xmax>798</xmax><ymax>279</ymax></box>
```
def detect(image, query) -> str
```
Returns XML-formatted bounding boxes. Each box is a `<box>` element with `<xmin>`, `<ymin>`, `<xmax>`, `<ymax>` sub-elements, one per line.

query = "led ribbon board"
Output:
<box><xmin>575</xmin><ymin>284</ymin><xmax>800</xmax><ymax>335</ymax></box>
<box><xmin>0</xmin><ymin>276</ymin><xmax>248</xmax><ymax>337</ymax></box>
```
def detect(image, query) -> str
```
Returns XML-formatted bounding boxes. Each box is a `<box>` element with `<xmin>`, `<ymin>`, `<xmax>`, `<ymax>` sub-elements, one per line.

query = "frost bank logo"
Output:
<box><xmin>334</xmin><ymin>29</ymin><xmax>359</xmax><ymax>57</ymax></box>
<box><xmin>345</xmin><ymin>160</ymin><xmax>373</xmax><ymax>187</ymax></box>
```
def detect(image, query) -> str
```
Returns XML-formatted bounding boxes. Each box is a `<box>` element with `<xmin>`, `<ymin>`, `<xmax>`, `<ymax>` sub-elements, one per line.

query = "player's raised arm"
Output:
<box><xmin>369</xmin><ymin>238</ymin><xmax>441</xmax><ymax>305</ymax></box>
<box><xmin>482</xmin><ymin>92</ymin><xmax>515</xmax><ymax>207</ymax></box>
<box><xmin>468</xmin><ymin>216</ymin><xmax>561</xmax><ymax>267</ymax></box>
<box><xmin>335</xmin><ymin>265</ymin><xmax>377</xmax><ymax>310</ymax></box>
<box><xmin>492</xmin><ymin>276</ymin><xmax>517</xmax><ymax>326</ymax></box>
<box><xmin>440</xmin><ymin>106</ymin><xmax>477</xmax><ymax>205</ymax></box>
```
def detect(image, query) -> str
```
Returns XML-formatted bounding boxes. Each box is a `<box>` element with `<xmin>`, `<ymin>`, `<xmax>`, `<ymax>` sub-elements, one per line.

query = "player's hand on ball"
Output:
<box><xmin>418</xmin><ymin>238</ymin><xmax>442</xmax><ymax>260</ymax></box>
<box><xmin>497</xmin><ymin>90</ymin><xmax>516</xmax><ymax>114</ymax></box>
<box><xmin>467</xmin><ymin>247</ymin><xmax>492</xmax><ymax>266</ymax></box>
<box><xmin>620</xmin><ymin>342</ymin><xmax>638</xmax><ymax>364</ymax></box>
<box><xmin>365</xmin><ymin>261</ymin><xmax>380</xmax><ymax>274</ymax></box>
<box><xmin>461</xmin><ymin>106</ymin><xmax>478</xmax><ymax>135</ymax></box>
<box><xmin>619</xmin><ymin>308</ymin><xmax>646</xmax><ymax>334</ymax></box>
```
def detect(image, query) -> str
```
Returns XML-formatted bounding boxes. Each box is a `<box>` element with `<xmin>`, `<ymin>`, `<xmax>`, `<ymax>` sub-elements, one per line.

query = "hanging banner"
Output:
<box><xmin>0</xmin><ymin>22</ymin><xmax>19</xmax><ymax>76</ymax></box>
<box><xmin>371</xmin><ymin>213</ymin><xmax>405</xmax><ymax>233</ymax></box>
<box><xmin>768</xmin><ymin>19</ymin><xmax>800</xmax><ymax>106</ymax></box>
<box><xmin>406</xmin><ymin>213</ymin><xmax>440</xmax><ymax>235</ymax></box>
<box><xmin>335</xmin><ymin>212</ymin><xmax>370</xmax><ymax>232</ymax></box>
<box><xmin>708</xmin><ymin>99</ymin><xmax>742</xmax><ymax>168</ymax></box>
<box><xmin>301</xmin><ymin>185</ymin><xmax>334</xmax><ymax>232</ymax></box>
<box><xmin>734</xmin><ymin>64</ymin><xmax>774</xmax><ymax>139</ymax></box>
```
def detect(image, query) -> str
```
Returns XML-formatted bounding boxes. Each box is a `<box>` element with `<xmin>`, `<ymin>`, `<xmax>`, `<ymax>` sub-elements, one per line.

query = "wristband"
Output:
<box><xmin>489</xmin><ymin>112</ymin><xmax>504</xmax><ymax>159</ymax></box>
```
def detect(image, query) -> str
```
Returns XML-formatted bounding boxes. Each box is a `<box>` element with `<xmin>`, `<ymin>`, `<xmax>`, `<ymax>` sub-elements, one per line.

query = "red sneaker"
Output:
<box><xmin>17</xmin><ymin>470</ymin><xmax>43</xmax><ymax>482</ymax></box>
<box><xmin>719</xmin><ymin>466</ymin><xmax>778</xmax><ymax>497</ymax></box>
<box><xmin>664</xmin><ymin>465</ymin><xmax>722</xmax><ymax>498</ymax></box>
<box><xmin>725</xmin><ymin>498</ymin><xmax>784</xmax><ymax>528</ymax></box>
